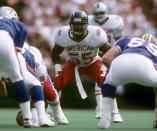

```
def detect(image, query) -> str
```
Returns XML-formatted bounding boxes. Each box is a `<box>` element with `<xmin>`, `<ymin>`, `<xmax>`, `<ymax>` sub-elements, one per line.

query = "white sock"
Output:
<box><xmin>95</xmin><ymin>83</ymin><xmax>102</xmax><ymax>111</ymax></box>
<box><xmin>58</xmin><ymin>91</ymin><xmax>62</xmax><ymax>99</ymax></box>
<box><xmin>47</xmin><ymin>97</ymin><xmax>60</xmax><ymax>113</ymax></box>
<box><xmin>32</xmin><ymin>108</ymin><xmax>39</xmax><ymax>123</ymax></box>
<box><xmin>19</xmin><ymin>101</ymin><xmax>32</xmax><ymax>119</ymax></box>
<box><xmin>34</xmin><ymin>100</ymin><xmax>46</xmax><ymax>118</ymax></box>
<box><xmin>112</xmin><ymin>98</ymin><xmax>119</xmax><ymax>114</ymax></box>
<box><xmin>102</xmin><ymin>97</ymin><xmax>114</xmax><ymax>119</ymax></box>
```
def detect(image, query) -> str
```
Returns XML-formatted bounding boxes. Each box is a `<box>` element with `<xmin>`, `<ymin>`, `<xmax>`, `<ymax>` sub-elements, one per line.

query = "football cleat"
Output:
<box><xmin>97</xmin><ymin>113</ymin><xmax>111</xmax><ymax>129</ymax></box>
<box><xmin>38</xmin><ymin>113</ymin><xmax>55</xmax><ymax>127</ymax></box>
<box><xmin>23</xmin><ymin>118</ymin><xmax>38</xmax><ymax>128</ymax></box>
<box><xmin>46</xmin><ymin>109</ymin><xmax>55</xmax><ymax>122</ymax></box>
<box><xmin>112</xmin><ymin>113</ymin><xmax>123</xmax><ymax>123</ymax></box>
<box><xmin>153</xmin><ymin>120</ymin><xmax>157</xmax><ymax>128</ymax></box>
<box><xmin>31</xmin><ymin>108</ymin><xmax>40</xmax><ymax>127</ymax></box>
<box><xmin>54</xmin><ymin>107</ymin><xmax>69</xmax><ymax>124</ymax></box>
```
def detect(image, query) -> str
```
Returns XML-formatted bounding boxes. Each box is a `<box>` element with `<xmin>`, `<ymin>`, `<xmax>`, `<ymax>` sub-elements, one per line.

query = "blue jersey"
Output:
<box><xmin>0</xmin><ymin>18</ymin><xmax>28</xmax><ymax>48</ymax></box>
<box><xmin>116</xmin><ymin>35</ymin><xmax>157</xmax><ymax>64</ymax></box>
<box><xmin>22</xmin><ymin>50</ymin><xmax>36</xmax><ymax>70</ymax></box>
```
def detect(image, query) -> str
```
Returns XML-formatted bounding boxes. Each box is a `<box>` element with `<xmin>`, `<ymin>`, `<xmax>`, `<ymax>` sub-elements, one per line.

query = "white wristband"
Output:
<box><xmin>54</xmin><ymin>64</ymin><xmax>62</xmax><ymax>74</ymax></box>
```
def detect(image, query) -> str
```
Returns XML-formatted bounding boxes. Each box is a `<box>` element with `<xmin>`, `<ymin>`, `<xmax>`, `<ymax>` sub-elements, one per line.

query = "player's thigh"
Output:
<box><xmin>54</xmin><ymin>61</ymin><xmax>75</xmax><ymax>90</ymax></box>
<box><xmin>86</xmin><ymin>60</ymin><xmax>106</xmax><ymax>86</ymax></box>
<box><xmin>18</xmin><ymin>53</ymin><xmax>41</xmax><ymax>88</ymax></box>
<box><xmin>106</xmin><ymin>54</ymin><xmax>157</xmax><ymax>86</ymax></box>
<box><xmin>142</xmin><ymin>59</ymin><xmax>157</xmax><ymax>87</ymax></box>
<box><xmin>0</xmin><ymin>31</ymin><xmax>22</xmax><ymax>82</ymax></box>
<box><xmin>105</xmin><ymin>54</ymin><xmax>135</xmax><ymax>85</ymax></box>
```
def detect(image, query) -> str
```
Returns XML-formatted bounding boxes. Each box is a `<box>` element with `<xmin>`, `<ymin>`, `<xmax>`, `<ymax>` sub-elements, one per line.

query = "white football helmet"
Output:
<box><xmin>0</xmin><ymin>6</ymin><xmax>19</xmax><ymax>20</ymax></box>
<box><xmin>92</xmin><ymin>2</ymin><xmax>108</xmax><ymax>24</ymax></box>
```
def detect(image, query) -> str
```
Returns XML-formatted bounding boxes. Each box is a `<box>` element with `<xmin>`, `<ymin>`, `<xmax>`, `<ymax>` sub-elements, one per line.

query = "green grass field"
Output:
<box><xmin>0</xmin><ymin>108</ymin><xmax>155</xmax><ymax>131</ymax></box>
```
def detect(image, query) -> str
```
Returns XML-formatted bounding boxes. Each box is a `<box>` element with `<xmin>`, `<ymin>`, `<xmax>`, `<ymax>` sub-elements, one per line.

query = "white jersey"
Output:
<box><xmin>54</xmin><ymin>25</ymin><xmax>108</xmax><ymax>67</ymax></box>
<box><xmin>0</xmin><ymin>69</ymin><xmax>9</xmax><ymax>79</ymax></box>
<box><xmin>88</xmin><ymin>14</ymin><xmax>124</xmax><ymax>47</ymax></box>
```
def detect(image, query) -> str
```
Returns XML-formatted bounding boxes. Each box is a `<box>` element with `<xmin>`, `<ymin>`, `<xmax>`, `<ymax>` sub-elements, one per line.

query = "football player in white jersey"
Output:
<box><xmin>51</xmin><ymin>10</ymin><xmax>110</xmax><ymax>112</ymax></box>
<box><xmin>97</xmin><ymin>34</ymin><xmax>157</xmax><ymax>129</ymax></box>
<box><xmin>88</xmin><ymin>2</ymin><xmax>124</xmax><ymax>121</ymax></box>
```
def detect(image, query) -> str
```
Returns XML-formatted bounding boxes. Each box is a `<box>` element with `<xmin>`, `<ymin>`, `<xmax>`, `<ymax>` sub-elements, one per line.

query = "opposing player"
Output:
<box><xmin>97</xmin><ymin>34</ymin><xmax>157</xmax><ymax>129</ymax></box>
<box><xmin>88</xmin><ymin>2</ymin><xmax>124</xmax><ymax>120</ymax></box>
<box><xmin>16</xmin><ymin>43</ymin><xmax>68</xmax><ymax>126</ymax></box>
<box><xmin>51</xmin><ymin>10</ymin><xmax>110</xmax><ymax>111</ymax></box>
<box><xmin>0</xmin><ymin>6</ymin><xmax>35</xmax><ymax>128</ymax></box>
<box><xmin>142</xmin><ymin>34</ymin><xmax>157</xmax><ymax>128</ymax></box>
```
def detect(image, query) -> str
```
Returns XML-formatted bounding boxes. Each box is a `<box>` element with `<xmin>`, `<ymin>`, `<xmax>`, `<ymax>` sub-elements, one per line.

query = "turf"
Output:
<box><xmin>0</xmin><ymin>108</ymin><xmax>155</xmax><ymax>131</ymax></box>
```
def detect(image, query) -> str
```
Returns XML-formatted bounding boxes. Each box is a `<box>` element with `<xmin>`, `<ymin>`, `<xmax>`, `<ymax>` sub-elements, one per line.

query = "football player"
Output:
<box><xmin>97</xmin><ymin>34</ymin><xmax>157</xmax><ymax>129</ymax></box>
<box><xmin>51</xmin><ymin>10</ymin><xmax>110</xmax><ymax>112</ymax></box>
<box><xmin>88</xmin><ymin>2</ymin><xmax>124</xmax><ymax>121</ymax></box>
<box><xmin>0</xmin><ymin>6</ymin><xmax>34</xmax><ymax>128</ymax></box>
<box><xmin>16</xmin><ymin>43</ymin><xmax>69</xmax><ymax>126</ymax></box>
<box><xmin>141</xmin><ymin>34</ymin><xmax>157</xmax><ymax>128</ymax></box>
<box><xmin>0</xmin><ymin>43</ymin><xmax>68</xmax><ymax>126</ymax></box>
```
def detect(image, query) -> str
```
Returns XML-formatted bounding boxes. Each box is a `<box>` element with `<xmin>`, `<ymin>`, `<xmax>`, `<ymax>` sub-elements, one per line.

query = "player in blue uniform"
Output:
<box><xmin>97</xmin><ymin>35</ymin><xmax>157</xmax><ymax>129</ymax></box>
<box><xmin>0</xmin><ymin>6</ymin><xmax>35</xmax><ymax>128</ymax></box>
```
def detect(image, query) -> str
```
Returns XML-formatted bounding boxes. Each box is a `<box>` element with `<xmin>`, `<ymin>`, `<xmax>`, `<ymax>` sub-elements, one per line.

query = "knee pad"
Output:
<box><xmin>102</xmin><ymin>83</ymin><xmax>116</xmax><ymax>99</ymax></box>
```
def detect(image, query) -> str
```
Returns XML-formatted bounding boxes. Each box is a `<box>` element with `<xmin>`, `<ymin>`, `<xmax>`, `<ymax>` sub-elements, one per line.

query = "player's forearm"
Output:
<box><xmin>51</xmin><ymin>44</ymin><xmax>64</xmax><ymax>64</ymax></box>
<box><xmin>0</xmin><ymin>80</ymin><xmax>7</xmax><ymax>97</ymax></box>
<box><xmin>102</xmin><ymin>57</ymin><xmax>111</xmax><ymax>68</ymax></box>
<box><xmin>102</xmin><ymin>46</ymin><xmax>120</xmax><ymax>68</ymax></box>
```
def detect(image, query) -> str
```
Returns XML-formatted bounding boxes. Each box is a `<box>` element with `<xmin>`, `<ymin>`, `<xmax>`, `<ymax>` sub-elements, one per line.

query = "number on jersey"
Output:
<box><xmin>128</xmin><ymin>38</ymin><xmax>157</xmax><ymax>57</ymax></box>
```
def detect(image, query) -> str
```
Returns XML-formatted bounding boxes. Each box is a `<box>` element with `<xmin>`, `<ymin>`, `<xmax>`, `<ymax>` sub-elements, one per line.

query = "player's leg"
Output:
<box><xmin>44</xmin><ymin>75</ymin><xmax>68</xmax><ymax>124</ymax></box>
<box><xmin>97</xmin><ymin>83</ymin><xmax>116</xmax><ymax>129</ymax></box>
<box><xmin>0</xmin><ymin>31</ymin><xmax>33</xmax><ymax>128</ymax></box>
<box><xmin>18</xmin><ymin>54</ymin><xmax>54</xmax><ymax>127</ymax></box>
<box><xmin>153</xmin><ymin>88</ymin><xmax>157</xmax><ymax>128</ymax></box>
<box><xmin>96</xmin><ymin>58</ymin><xmax>125</xmax><ymax>128</ymax></box>
<box><xmin>53</xmin><ymin>61</ymin><xmax>75</xmax><ymax>91</ymax></box>
<box><xmin>112</xmin><ymin>98</ymin><xmax>123</xmax><ymax>123</ymax></box>
<box><xmin>94</xmin><ymin>82</ymin><xmax>102</xmax><ymax>119</ymax></box>
<box><xmin>31</xmin><ymin>86</ymin><xmax>55</xmax><ymax>127</ymax></box>
<box><xmin>85</xmin><ymin>59</ymin><xmax>122</xmax><ymax>122</ymax></box>
<box><xmin>97</xmin><ymin>53</ymin><xmax>157</xmax><ymax>129</ymax></box>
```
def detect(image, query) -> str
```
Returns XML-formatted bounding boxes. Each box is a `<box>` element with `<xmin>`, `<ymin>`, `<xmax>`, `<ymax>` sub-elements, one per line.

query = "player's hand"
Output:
<box><xmin>0</xmin><ymin>79</ymin><xmax>8</xmax><ymax>97</ymax></box>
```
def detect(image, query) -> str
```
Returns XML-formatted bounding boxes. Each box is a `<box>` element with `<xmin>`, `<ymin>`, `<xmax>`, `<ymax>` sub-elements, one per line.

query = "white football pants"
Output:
<box><xmin>0</xmin><ymin>30</ymin><xmax>23</xmax><ymax>82</ymax></box>
<box><xmin>17</xmin><ymin>53</ymin><xmax>41</xmax><ymax>89</ymax></box>
<box><xmin>105</xmin><ymin>53</ymin><xmax>157</xmax><ymax>87</ymax></box>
